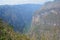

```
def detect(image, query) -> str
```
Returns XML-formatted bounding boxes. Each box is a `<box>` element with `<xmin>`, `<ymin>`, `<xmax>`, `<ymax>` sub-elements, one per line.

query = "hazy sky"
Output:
<box><xmin>0</xmin><ymin>0</ymin><xmax>54</xmax><ymax>5</ymax></box>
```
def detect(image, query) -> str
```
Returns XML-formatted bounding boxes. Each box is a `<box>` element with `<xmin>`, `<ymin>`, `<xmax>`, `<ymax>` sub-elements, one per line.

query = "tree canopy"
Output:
<box><xmin>0</xmin><ymin>18</ymin><xmax>30</xmax><ymax>40</ymax></box>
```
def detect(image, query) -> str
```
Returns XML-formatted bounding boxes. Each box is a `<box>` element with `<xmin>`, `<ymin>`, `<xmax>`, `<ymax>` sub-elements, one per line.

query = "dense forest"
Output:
<box><xmin>0</xmin><ymin>18</ymin><xmax>30</xmax><ymax>40</ymax></box>
<box><xmin>0</xmin><ymin>4</ymin><xmax>41</xmax><ymax>33</ymax></box>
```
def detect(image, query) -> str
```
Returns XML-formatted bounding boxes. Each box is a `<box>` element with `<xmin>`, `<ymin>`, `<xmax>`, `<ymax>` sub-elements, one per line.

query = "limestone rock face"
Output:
<box><xmin>29</xmin><ymin>1</ymin><xmax>60</xmax><ymax>40</ymax></box>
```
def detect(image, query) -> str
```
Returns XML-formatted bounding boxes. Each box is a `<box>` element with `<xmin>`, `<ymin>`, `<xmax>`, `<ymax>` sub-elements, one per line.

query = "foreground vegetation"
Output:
<box><xmin>0</xmin><ymin>18</ymin><xmax>30</xmax><ymax>40</ymax></box>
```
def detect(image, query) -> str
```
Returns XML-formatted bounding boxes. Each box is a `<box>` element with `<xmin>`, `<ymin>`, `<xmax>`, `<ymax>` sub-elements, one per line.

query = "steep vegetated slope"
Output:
<box><xmin>29</xmin><ymin>0</ymin><xmax>60</xmax><ymax>40</ymax></box>
<box><xmin>0</xmin><ymin>4</ymin><xmax>41</xmax><ymax>33</ymax></box>
<box><xmin>0</xmin><ymin>18</ymin><xmax>30</xmax><ymax>40</ymax></box>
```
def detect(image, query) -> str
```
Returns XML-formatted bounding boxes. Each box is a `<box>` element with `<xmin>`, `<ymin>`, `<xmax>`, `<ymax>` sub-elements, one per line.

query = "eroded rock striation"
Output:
<box><xmin>29</xmin><ymin>0</ymin><xmax>60</xmax><ymax>40</ymax></box>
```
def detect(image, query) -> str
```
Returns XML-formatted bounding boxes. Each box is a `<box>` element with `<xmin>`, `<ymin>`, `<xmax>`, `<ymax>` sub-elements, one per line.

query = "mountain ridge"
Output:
<box><xmin>0</xmin><ymin>4</ymin><xmax>41</xmax><ymax>33</ymax></box>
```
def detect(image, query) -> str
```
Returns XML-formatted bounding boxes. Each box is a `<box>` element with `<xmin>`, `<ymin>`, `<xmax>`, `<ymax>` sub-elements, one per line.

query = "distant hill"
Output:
<box><xmin>29</xmin><ymin>0</ymin><xmax>60</xmax><ymax>40</ymax></box>
<box><xmin>0</xmin><ymin>4</ymin><xmax>41</xmax><ymax>33</ymax></box>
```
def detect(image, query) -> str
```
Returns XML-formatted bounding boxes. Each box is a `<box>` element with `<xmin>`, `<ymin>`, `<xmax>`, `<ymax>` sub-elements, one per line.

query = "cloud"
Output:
<box><xmin>0</xmin><ymin>0</ymin><xmax>54</xmax><ymax>5</ymax></box>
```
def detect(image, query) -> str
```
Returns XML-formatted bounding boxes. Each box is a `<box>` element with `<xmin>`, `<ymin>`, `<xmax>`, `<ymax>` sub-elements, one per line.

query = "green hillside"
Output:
<box><xmin>0</xmin><ymin>18</ymin><xmax>30</xmax><ymax>40</ymax></box>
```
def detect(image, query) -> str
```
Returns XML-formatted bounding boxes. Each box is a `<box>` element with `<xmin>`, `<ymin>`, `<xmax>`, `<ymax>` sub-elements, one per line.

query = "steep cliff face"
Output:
<box><xmin>30</xmin><ymin>0</ymin><xmax>60</xmax><ymax>40</ymax></box>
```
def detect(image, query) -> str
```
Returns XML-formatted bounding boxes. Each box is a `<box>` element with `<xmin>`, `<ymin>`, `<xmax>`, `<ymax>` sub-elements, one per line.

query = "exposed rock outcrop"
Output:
<box><xmin>29</xmin><ymin>0</ymin><xmax>60</xmax><ymax>40</ymax></box>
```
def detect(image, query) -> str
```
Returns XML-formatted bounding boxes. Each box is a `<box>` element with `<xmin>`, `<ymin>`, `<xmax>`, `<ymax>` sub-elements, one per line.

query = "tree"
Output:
<box><xmin>0</xmin><ymin>18</ymin><xmax>30</xmax><ymax>40</ymax></box>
